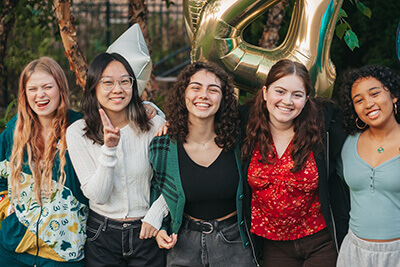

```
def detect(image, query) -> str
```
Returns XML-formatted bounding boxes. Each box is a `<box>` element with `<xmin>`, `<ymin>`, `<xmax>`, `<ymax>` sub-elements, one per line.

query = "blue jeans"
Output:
<box><xmin>85</xmin><ymin>210</ymin><xmax>165</xmax><ymax>267</ymax></box>
<box><xmin>167</xmin><ymin>215</ymin><xmax>256</xmax><ymax>266</ymax></box>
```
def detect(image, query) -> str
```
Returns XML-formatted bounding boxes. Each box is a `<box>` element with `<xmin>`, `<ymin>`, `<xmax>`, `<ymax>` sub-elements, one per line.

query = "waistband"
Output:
<box><xmin>347</xmin><ymin>229</ymin><xmax>400</xmax><ymax>252</ymax></box>
<box><xmin>182</xmin><ymin>215</ymin><xmax>237</xmax><ymax>234</ymax></box>
<box><xmin>88</xmin><ymin>209</ymin><xmax>142</xmax><ymax>230</ymax></box>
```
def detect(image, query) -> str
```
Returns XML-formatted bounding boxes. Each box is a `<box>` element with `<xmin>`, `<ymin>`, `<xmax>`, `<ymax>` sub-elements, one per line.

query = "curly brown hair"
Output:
<box><xmin>339</xmin><ymin>64</ymin><xmax>400</xmax><ymax>135</ymax></box>
<box><xmin>241</xmin><ymin>59</ymin><xmax>324</xmax><ymax>172</ymax></box>
<box><xmin>167</xmin><ymin>62</ymin><xmax>239</xmax><ymax>151</ymax></box>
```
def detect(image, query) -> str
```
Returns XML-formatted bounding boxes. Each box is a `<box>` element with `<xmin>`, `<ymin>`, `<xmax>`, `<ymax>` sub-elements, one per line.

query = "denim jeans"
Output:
<box><xmin>262</xmin><ymin>228</ymin><xmax>337</xmax><ymax>267</ymax></box>
<box><xmin>84</xmin><ymin>210</ymin><xmax>165</xmax><ymax>267</ymax></box>
<box><xmin>167</xmin><ymin>215</ymin><xmax>256</xmax><ymax>266</ymax></box>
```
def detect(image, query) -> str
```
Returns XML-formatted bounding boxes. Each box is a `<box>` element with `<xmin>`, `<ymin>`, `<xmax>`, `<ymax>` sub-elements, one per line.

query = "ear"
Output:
<box><xmin>262</xmin><ymin>86</ymin><xmax>268</xmax><ymax>101</ymax></box>
<box><xmin>393</xmin><ymin>97</ymin><xmax>398</xmax><ymax>104</ymax></box>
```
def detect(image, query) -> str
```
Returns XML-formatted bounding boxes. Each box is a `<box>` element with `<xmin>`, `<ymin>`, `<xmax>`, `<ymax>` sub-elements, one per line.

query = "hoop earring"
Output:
<box><xmin>394</xmin><ymin>103</ymin><xmax>398</xmax><ymax>115</ymax></box>
<box><xmin>356</xmin><ymin>118</ymin><xmax>367</xmax><ymax>130</ymax></box>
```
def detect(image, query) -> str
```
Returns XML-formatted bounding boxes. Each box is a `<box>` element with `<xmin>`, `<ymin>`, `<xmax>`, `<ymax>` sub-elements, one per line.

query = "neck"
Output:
<box><xmin>39</xmin><ymin>117</ymin><xmax>53</xmax><ymax>143</ymax></box>
<box><xmin>187</xmin><ymin>117</ymin><xmax>215</xmax><ymax>142</ymax></box>
<box><xmin>368</xmin><ymin>120</ymin><xmax>400</xmax><ymax>141</ymax></box>
<box><xmin>269</xmin><ymin>120</ymin><xmax>294</xmax><ymax>138</ymax></box>
<box><xmin>107</xmin><ymin>111</ymin><xmax>129</xmax><ymax>129</ymax></box>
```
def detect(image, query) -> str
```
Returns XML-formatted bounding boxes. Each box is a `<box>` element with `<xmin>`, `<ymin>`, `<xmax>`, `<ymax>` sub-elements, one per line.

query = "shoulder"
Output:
<box><xmin>150</xmin><ymin>115</ymin><xmax>166</xmax><ymax>131</ymax></box>
<box><xmin>66</xmin><ymin>119</ymin><xmax>86</xmax><ymax>139</ymax></box>
<box><xmin>150</xmin><ymin>134</ymin><xmax>172</xmax><ymax>149</ymax></box>
<box><xmin>67</xmin><ymin>110</ymin><xmax>83</xmax><ymax>125</ymax></box>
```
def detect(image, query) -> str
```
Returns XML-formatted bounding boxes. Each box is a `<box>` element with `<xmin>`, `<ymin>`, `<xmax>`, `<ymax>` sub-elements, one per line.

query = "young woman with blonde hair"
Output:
<box><xmin>0</xmin><ymin>57</ymin><xmax>88</xmax><ymax>266</ymax></box>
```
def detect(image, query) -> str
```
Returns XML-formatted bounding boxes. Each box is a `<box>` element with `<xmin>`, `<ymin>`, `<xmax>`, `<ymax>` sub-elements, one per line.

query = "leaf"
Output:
<box><xmin>339</xmin><ymin>8</ymin><xmax>348</xmax><ymax>18</ymax></box>
<box><xmin>336</xmin><ymin>23</ymin><xmax>348</xmax><ymax>39</ymax></box>
<box><xmin>355</xmin><ymin>1</ymin><xmax>372</xmax><ymax>18</ymax></box>
<box><xmin>344</xmin><ymin>30</ymin><xmax>360</xmax><ymax>51</ymax></box>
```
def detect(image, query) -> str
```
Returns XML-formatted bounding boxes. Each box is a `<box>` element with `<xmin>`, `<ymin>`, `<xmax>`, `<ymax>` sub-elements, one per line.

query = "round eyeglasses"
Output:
<box><xmin>99</xmin><ymin>76</ymin><xmax>135</xmax><ymax>91</ymax></box>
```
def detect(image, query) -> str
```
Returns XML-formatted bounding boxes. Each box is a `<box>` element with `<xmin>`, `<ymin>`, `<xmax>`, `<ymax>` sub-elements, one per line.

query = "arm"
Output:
<box><xmin>143</xmin><ymin>101</ymin><xmax>166</xmax><ymax>119</ymax></box>
<box><xmin>66</xmin><ymin>121</ymin><xmax>116</xmax><ymax>204</ymax></box>
<box><xmin>140</xmin><ymin>194</ymin><xmax>169</xmax><ymax>239</ymax></box>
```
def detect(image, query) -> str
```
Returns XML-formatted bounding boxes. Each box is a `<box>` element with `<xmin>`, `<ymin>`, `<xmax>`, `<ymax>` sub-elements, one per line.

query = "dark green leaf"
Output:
<box><xmin>339</xmin><ymin>8</ymin><xmax>348</xmax><ymax>18</ymax></box>
<box><xmin>344</xmin><ymin>30</ymin><xmax>360</xmax><ymax>51</ymax></box>
<box><xmin>336</xmin><ymin>23</ymin><xmax>348</xmax><ymax>39</ymax></box>
<box><xmin>356</xmin><ymin>1</ymin><xmax>372</xmax><ymax>18</ymax></box>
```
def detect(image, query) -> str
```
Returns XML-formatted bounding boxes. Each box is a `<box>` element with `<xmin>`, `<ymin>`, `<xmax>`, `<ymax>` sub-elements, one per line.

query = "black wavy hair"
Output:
<box><xmin>339</xmin><ymin>65</ymin><xmax>400</xmax><ymax>135</ymax></box>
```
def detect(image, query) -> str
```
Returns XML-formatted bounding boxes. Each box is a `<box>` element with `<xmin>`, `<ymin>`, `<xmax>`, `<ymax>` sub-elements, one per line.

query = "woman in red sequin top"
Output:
<box><xmin>240</xmin><ymin>59</ymin><xmax>349</xmax><ymax>267</ymax></box>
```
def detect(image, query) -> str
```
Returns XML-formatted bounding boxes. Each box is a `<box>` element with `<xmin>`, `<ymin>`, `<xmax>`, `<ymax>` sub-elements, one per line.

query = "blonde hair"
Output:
<box><xmin>10</xmin><ymin>57</ymin><xmax>70</xmax><ymax>205</ymax></box>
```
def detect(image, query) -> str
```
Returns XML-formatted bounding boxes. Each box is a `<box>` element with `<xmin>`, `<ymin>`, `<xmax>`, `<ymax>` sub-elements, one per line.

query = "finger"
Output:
<box><xmin>99</xmin><ymin>109</ymin><xmax>113</xmax><ymax>128</ymax></box>
<box><xmin>139</xmin><ymin>226</ymin><xmax>146</xmax><ymax>239</ymax></box>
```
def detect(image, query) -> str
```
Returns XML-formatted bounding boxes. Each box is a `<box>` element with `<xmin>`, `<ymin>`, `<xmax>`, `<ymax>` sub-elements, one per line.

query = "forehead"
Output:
<box><xmin>189</xmin><ymin>69</ymin><xmax>221</xmax><ymax>86</ymax></box>
<box><xmin>102</xmin><ymin>61</ymin><xmax>129</xmax><ymax>77</ymax></box>
<box><xmin>269</xmin><ymin>74</ymin><xmax>306</xmax><ymax>92</ymax></box>
<box><xmin>26</xmin><ymin>71</ymin><xmax>56</xmax><ymax>86</ymax></box>
<box><xmin>351</xmin><ymin>77</ymin><xmax>383</xmax><ymax>96</ymax></box>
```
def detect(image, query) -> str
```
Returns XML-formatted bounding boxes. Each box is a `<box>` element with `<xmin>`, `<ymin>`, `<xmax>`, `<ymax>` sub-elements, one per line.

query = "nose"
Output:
<box><xmin>198</xmin><ymin>88</ymin><xmax>209</xmax><ymax>99</ymax></box>
<box><xmin>37</xmin><ymin>87</ymin><xmax>46</xmax><ymax>97</ymax></box>
<box><xmin>365</xmin><ymin>96</ymin><xmax>375</xmax><ymax>109</ymax></box>
<box><xmin>282</xmin><ymin>94</ymin><xmax>292</xmax><ymax>105</ymax></box>
<box><xmin>111</xmin><ymin>82</ymin><xmax>123</xmax><ymax>93</ymax></box>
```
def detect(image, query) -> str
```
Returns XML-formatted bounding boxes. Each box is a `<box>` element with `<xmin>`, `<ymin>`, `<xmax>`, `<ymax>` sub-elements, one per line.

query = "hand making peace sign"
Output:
<box><xmin>99</xmin><ymin>109</ymin><xmax>120</xmax><ymax>148</ymax></box>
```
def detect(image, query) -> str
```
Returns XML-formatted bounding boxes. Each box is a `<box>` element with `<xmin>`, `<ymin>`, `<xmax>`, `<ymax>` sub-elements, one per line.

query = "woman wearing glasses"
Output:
<box><xmin>66</xmin><ymin>53</ymin><xmax>166</xmax><ymax>266</ymax></box>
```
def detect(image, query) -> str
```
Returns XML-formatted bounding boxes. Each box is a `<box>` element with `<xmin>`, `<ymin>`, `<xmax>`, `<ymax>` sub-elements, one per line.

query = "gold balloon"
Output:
<box><xmin>184</xmin><ymin>0</ymin><xmax>343</xmax><ymax>97</ymax></box>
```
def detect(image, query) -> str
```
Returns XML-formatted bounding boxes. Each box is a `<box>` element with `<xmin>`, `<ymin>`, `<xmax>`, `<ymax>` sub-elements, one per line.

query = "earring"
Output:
<box><xmin>394</xmin><ymin>103</ymin><xmax>398</xmax><ymax>115</ymax></box>
<box><xmin>355</xmin><ymin>118</ymin><xmax>367</xmax><ymax>130</ymax></box>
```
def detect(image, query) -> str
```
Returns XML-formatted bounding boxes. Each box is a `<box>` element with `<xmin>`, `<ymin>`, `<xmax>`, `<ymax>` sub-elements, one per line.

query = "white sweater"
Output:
<box><xmin>66</xmin><ymin>115</ymin><xmax>168</xmax><ymax>229</ymax></box>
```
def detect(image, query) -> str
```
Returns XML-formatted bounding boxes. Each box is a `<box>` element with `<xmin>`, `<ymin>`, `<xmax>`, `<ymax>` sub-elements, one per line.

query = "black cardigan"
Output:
<box><xmin>239</xmin><ymin>101</ymin><xmax>350</xmax><ymax>257</ymax></box>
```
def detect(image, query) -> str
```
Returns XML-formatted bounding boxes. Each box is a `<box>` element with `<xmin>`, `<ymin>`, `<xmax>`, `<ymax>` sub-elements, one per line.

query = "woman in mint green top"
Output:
<box><xmin>338</xmin><ymin>65</ymin><xmax>400</xmax><ymax>267</ymax></box>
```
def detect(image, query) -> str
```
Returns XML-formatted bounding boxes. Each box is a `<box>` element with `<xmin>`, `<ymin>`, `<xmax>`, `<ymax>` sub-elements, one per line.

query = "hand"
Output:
<box><xmin>155</xmin><ymin>229</ymin><xmax>178</xmax><ymax>249</ymax></box>
<box><xmin>139</xmin><ymin>221</ymin><xmax>159</xmax><ymax>239</ymax></box>
<box><xmin>144</xmin><ymin>104</ymin><xmax>157</xmax><ymax>120</ymax></box>
<box><xmin>154</xmin><ymin>122</ymin><xmax>169</xmax><ymax>137</ymax></box>
<box><xmin>99</xmin><ymin>109</ymin><xmax>120</xmax><ymax>148</ymax></box>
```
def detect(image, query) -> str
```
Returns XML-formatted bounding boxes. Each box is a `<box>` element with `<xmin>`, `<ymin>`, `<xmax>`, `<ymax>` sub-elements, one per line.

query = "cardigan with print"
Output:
<box><xmin>0</xmin><ymin>111</ymin><xmax>88</xmax><ymax>265</ymax></box>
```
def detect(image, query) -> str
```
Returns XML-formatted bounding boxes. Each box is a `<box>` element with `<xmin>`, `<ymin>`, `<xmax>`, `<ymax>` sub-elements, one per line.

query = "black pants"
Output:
<box><xmin>85</xmin><ymin>210</ymin><xmax>165</xmax><ymax>267</ymax></box>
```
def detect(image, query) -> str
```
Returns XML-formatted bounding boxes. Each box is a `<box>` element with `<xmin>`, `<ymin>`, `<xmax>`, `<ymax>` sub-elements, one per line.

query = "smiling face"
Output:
<box><xmin>351</xmin><ymin>76</ymin><xmax>398</xmax><ymax>129</ymax></box>
<box><xmin>185</xmin><ymin>69</ymin><xmax>223</xmax><ymax>122</ymax></box>
<box><xmin>263</xmin><ymin>74</ymin><xmax>308</xmax><ymax>128</ymax></box>
<box><xmin>96</xmin><ymin>60</ymin><xmax>133</xmax><ymax>119</ymax></box>
<box><xmin>25</xmin><ymin>71</ymin><xmax>61</xmax><ymax>124</ymax></box>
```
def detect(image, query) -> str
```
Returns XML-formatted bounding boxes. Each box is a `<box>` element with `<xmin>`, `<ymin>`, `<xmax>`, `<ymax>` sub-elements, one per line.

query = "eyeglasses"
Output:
<box><xmin>99</xmin><ymin>76</ymin><xmax>135</xmax><ymax>91</ymax></box>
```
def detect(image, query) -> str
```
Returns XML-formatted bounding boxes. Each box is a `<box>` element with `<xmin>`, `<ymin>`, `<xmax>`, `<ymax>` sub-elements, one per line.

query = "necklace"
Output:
<box><xmin>187</xmin><ymin>135</ymin><xmax>215</xmax><ymax>147</ymax></box>
<box><xmin>368</xmin><ymin>132</ymin><xmax>387</xmax><ymax>154</ymax></box>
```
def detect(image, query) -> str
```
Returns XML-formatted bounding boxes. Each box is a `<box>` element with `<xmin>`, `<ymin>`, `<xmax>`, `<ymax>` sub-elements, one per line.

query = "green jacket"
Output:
<box><xmin>149</xmin><ymin>134</ymin><xmax>251</xmax><ymax>249</ymax></box>
<box><xmin>0</xmin><ymin>110</ymin><xmax>88</xmax><ymax>266</ymax></box>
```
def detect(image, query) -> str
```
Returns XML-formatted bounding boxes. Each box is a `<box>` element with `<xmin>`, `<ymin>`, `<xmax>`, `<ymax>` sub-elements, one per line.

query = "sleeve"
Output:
<box><xmin>142</xmin><ymin>194</ymin><xmax>169</xmax><ymax>229</ymax></box>
<box><xmin>0</xmin><ymin>128</ymin><xmax>11</xmax><ymax>221</ymax></box>
<box><xmin>66</xmin><ymin>122</ymin><xmax>116</xmax><ymax>205</ymax></box>
<box><xmin>143</xmin><ymin>101</ymin><xmax>166</xmax><ymax>119</ymax></box>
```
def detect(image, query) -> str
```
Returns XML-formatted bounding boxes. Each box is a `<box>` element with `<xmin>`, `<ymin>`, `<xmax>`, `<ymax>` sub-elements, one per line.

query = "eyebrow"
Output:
<box><xmin>188</xmin><ymin>81</ymin><xmax>221</xmax><ymax>89</ymax></box>
<box><xmin>274</xmin><ymin>86</ymin><xmax>305</xmax><ymax>93</ymax></box>
<box><xmin>352</xmin><ymin>86</ymin><xmax>382</xmax><ymax>100</ymax></box>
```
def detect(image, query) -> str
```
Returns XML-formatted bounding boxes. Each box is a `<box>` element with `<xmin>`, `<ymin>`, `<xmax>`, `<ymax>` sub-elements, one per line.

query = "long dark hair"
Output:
<box><xmin>167</xmin><ymin>61</ymin><xmax>239</xmax><ymax>151</ymax></box>
<box><xmin>241</xmin><ymin>59</ymin><xmax>323</xmax><ymax>172</ymax></box>
<box><xmin>339</xmin><ymin>64</ymin><xmax>400</xmax><ymax>135</ymax></box>
<box><xmin>81</xmin><ymin>52</ymin><xmax>151</xmax><ymax>144</ymax></box>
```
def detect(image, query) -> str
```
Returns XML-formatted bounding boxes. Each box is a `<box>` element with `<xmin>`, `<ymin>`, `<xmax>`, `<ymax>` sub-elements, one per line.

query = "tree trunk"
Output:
<box><xmin>0</xmin><ymin>0</ymin><xmax>20</xmax><ymax>107</ymax></box>
<box><xmin>128</xmin><ymin>0</ymin><xmax>157</xmax><ymax>101</ymax></box>
<box><xmin>259</xmin><ymin>0</ymin><xmax>289</xmax><ymax>49</ymax></box>
<box><xmin>53</xmin><ymin>0</ymin><xmax>88</xmax><ymax>89</ymax></box>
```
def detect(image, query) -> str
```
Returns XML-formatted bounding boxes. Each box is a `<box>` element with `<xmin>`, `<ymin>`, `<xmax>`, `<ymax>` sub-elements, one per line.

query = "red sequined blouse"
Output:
<box><xmin>247</xmin><ymin>142</ymin><xmax>326</xmax><ymax>241</ymax></box>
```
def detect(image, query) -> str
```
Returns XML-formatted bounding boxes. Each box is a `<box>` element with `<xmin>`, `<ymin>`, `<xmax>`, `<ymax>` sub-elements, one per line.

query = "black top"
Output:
<box><xmin>178</xmin><ymin>142</ymin><xmax>239</xmax><ymax>220</ymax></box>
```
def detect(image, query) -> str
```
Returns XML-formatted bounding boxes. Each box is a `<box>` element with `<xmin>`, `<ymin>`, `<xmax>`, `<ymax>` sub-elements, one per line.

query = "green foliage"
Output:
<box><xmin>0</xmin><ymin>97</ymin><xmax>17</xmax><ymax>132</ymax></box>
<box><xmin>336</xmin><ymin>0</ymin><xmax>371</xmax><ymax>51</ymax></box>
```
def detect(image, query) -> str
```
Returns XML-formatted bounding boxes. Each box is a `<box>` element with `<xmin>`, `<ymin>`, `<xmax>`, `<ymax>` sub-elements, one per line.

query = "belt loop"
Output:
<box><xmin>102</xmin><ymin>217</ymin><xmax>108</xmax><ymax>231</ymax></box>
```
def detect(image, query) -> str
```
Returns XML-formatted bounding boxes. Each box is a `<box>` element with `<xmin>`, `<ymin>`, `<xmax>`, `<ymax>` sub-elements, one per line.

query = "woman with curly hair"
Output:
<box><xmin>0</xmin><ymin>57</ymin><xmax>88</xmax><ymax>266</ymax></box>
<box><xmin>337</xmin><ymin>65</ymin><xmax>400</xmax><ymax>266</ymax></box>
<box><xmin>148</xmin><ymin>62</ymin><xmax>257</xmax><ymax>266</ymax></box>
<box><xmin>241</xmin><ymin>59</ymin><xmax>349</xmax><ymax>266</ymax></box>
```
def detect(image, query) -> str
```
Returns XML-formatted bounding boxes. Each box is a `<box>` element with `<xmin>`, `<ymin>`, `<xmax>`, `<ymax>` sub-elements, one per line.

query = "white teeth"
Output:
<box><xmin>111</xmin><ymin>98</ymin><xmax>123</xmax><ymax>101</ymax></box>
<box><xmin>278</xmin><ymin>106</ymin><xmax>291</xmax><ymax>112</ymax></box>
<box><xmin>368</xmin><ymin>110</ymin><xmax>379</xmax><ymax>116</ymax></box>
<box><xmin>36</xmin><ymin>100</ymin><xmax>49</xmax><ymax>104</ymax></box>
<box><xmin>195</xmin><ymin>103</ymin><xmax>210</xmax><ymax>107</ymax></box>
